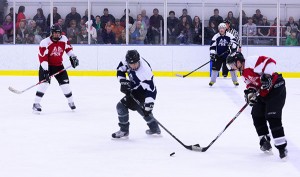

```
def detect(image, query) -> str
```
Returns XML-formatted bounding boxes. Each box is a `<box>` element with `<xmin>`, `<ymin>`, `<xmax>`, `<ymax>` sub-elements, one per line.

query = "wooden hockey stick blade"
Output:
<box><xmin>175</xmin><ymin>73</ymin><xmax>184</xmax><ymax>78</ymax></box>
<box><xmin>8</xmin><ymin>86</ymin><xmax>23</xmax><ymax>94</ymax></box>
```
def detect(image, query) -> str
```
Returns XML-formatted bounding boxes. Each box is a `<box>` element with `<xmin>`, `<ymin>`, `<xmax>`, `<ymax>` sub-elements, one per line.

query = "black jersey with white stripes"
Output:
<box><xmin>228</xmin><ymin>28</ymin><xmax>241</xmax><ymax>49</ymax></box>
<box><xmin>117</xmin><ymin>58</ymin><xmax>157</xmax><ymax>104</ymax></box>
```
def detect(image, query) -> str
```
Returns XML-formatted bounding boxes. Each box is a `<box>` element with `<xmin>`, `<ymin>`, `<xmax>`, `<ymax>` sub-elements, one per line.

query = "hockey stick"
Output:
<box><xmin>176</xmin><ymin>50</ymin><xmax>230</xmax><ymax>78</ymax></box>
<box><xmin>8</xmin><ymin>65</ymin><xmax>72</xmax><ymax>94</ymax></box>
<box><xmin>129</xmin><ymin>93</ymin><xmax>202</xmax><ymax>151</ymax></box>
<box><xmin>197</xmin><ymin>103</ymin><xmax>248</xmax><ymax>152</ymax></box>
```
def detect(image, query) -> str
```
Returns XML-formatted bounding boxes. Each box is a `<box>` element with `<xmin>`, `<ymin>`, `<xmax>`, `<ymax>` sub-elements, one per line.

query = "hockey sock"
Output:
<box><xmin>230</xmin><ymin>70</ymin><xmax>238</xmax><ymax>82</ymax></box>
<box><xmin>60</xmin><ymin>84</ymin><xmax>74</xmax><ymax>103</ymax></box>
<box><xmin>34</xmin><ymin>82</ymin><xmax>49</xmax><ymax>103</ymax></box>
<box><xmin>210</xmin><ymin>70</ymin><xmax>219</xmax><ymax>82</ymax></box>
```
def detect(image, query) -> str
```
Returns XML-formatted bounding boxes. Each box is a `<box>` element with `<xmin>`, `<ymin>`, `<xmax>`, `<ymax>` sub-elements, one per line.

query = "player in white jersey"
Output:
<box><xmin>209</xmin><ymin>23</ymin><xmax>238</xmax><ymax>86</ymax></box>
<box><xmin>112</xmin><ymin>50</ymin><xmax>161</xmax><ymax>138</ymax></box>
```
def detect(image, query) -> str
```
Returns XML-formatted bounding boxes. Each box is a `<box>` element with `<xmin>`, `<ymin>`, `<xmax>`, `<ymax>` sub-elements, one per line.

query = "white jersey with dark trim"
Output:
<box><xmin>117</xmin><ymin>58</ymin><xmax>157</xmax><ymax>104</ymax></box>
<box><xmin>210</xmin><ymin>31</ymin><xmax>237</xmax><ymax>57</ymax></box>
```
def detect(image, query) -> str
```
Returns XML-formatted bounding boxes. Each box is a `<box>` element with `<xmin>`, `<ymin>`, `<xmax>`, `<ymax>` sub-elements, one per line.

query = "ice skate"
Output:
<box><xmin>279</xmin><ymin>148</ymin><xmax>288</xmax><ymax>161</ymax></box>
<box><xmin>145</xmin><ymin>127</ymin><xmax>161</xmax><ymax>135</ymax></box>
<box><xmin>260</xmin><ymin>135</ymin><xmax>273</xmax><ymax>154</ymax></box>
<box><xmin>68</xmin><ymin>102</ymin><xmax>76</xmax><ymax>110</ymax></box>
<box><xmin>32</xmin><ymin>103</ymin><xmax>42</xmax><ymax>113</ymax></box>
<box><xmin>209</xmin><ymin>81</ymin><xmax>215</xmax><ymax>86</ymax></box>
<box><xmin>233</xmin><ymin>81</ymin><xmax>239</xmax><ymax>86</ymax></box>
<box><xmin>112</xmin><ymin>130</ymin><xmax>129</xmax><ymax>139</ymax></box>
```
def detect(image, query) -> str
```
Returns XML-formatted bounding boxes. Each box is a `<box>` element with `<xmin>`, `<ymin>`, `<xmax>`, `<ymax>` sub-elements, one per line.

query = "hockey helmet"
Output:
<box><xmin>226</xmin><ymin>52</ymin><xmax>245</xmax><ymax>70</ymax></box>
<box><xmin>126</xmin><ymin>50</ymin><xmax>140</xmax><ymax>64</ymax></box>
<box><xmin>223</xmin><ymin>19</ymin><xmax>231</xmax><ymax>25</ymax></box>
<box><xmin>51</xmin><ymin>24</ymin><xmax>62</xmax><ymax>34</ymax></box>
<box><xmin>218</xmin><ymin>22</ymin><xmax>227</xmax><ymax>30</ymax></box>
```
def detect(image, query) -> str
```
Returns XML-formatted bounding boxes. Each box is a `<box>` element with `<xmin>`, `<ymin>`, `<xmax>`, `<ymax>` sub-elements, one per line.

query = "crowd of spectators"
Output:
<box><xmin>0</xmin><ymin>4</ymin><xmax>300</xmax><ymax>46</ymax></box>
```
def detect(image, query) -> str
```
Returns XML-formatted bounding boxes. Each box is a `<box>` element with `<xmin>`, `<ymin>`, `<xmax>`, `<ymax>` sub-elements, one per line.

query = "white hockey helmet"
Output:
<box><xmin>218</xmin><ymin>23</ymin><xmax>227</xmax><ymax>30</ymax></box>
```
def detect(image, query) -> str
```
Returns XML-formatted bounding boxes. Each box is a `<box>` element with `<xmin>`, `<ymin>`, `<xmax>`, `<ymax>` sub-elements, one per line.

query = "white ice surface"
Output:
<box><xmin>0</xmin><ymin>76</ymin><xmax>299</xmax><ymax>177</ymax></box>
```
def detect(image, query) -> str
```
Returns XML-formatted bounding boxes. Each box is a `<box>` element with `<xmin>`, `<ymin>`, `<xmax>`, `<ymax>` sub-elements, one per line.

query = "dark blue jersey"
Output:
<box><xmin>210</xmin><ymin>31</ymin><xmax>237</xmax><ymax>59</ymax></box>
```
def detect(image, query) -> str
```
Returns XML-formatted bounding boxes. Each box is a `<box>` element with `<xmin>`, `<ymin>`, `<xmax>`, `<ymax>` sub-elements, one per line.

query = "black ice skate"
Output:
<box><xmin>68</xmin><ymin>102</ymin><xmax>76</xmax><ymax>110</ymax></box>
<box><xmin>260</xmin><ymin>135</ymin><xmax>272</xmax><ymax>153</ymax></box>
<box><xmin>32</xmin><ymin>103</ymin><xmax>42</xmax><ymax>113</ymax></box>
<box><xmin>279</xmin><ymin>148</ymin><xmax>288</xmax><ymax>160</ymax></box>
<box><xmin>146</xmin><ymin>128</ymin><xmax>161</xmax><ymax>135</ymax></box>
<box><xmin>209</xmin><ymin>81</ymin><xmax>215</xmax><ymax>86</ymax></box>
<box><xmin>233</xmin><ymin>81</ymin><xmax>239</xmax><ymax>86</ymax></box>
<box><xmin>112</xmin><ymin>130</ymin><xmax>129</xmax><ymax>139</ymax></box>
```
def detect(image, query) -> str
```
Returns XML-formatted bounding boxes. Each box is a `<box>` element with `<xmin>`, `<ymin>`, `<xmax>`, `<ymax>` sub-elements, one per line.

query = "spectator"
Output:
<box><xmin>120</xmin><ymin>9</ymin><xmax>134</xmax><ymax>28</ymax></box>
<box><xmin>0</xmin><ymin>0</ymin><xmax>8</xmax><ymax>25</ymax></box>
<box><xmin>27</xmin><ymin>20</ymin><xmax>43</xmax><ymax>44</ymax></box>
<box><xmin>149</xmin><ymin>8</ymin><xmax>164</xmax><ymax>44</ymax></box>
<box><xmin>82</xmin><ymin>9</ymin><xmax>95</xmax><ymax>27</ymax></box>
<box><xmin>192</xmin><ymin>16</ymin><xmax>202</xmax><ymax>44</ymax></box>
<box><xmin>64</xmin><ymin>7</ymin><xmax>81</xmax><ymax>29</ymax></box>
<box><xmin>56</xmin><ymin>18</ymin><xmax>65</xmax><ymax>35</ymax></box>
<box><xmin>130</xmin><ymin>20</ymin><xmax>147</xmax><ymax>44</ymax></box>
<box><xmin>204</xmin><ymin>21</ymin><xmax>217</xmax><ymax>45</ymax></box>
<box><xmin>0</xmin><ymin>26</ymin><xmax>4</xmax><ymax>44</ymax></box>
<box><xmin>243</xmin><ymin>17</ymin><xmax>257</xmax><ymax>45</ymax></box>
<box><xmin>167</xmin><ymin>10</ymin><xmax>179</xmax><ymax>44</ymax></box>
<box><xmin>102</xmin><ymin>25</ymin><xmax>116</xmax><ymax>44</ymax></box>
<box><xmin>257</xmin><ymin>16</ymin><xmax>270</xmax><ymax>44</ymax></box>
<box><xmin>16</xmin><ymin>20</ymin><xmax>29</xmax><ymax>44</ymax></box>
<box><xmin>16</xmin><ymin>6</ymin><xmax>26</xmax><ymax>30</ymax></box>
<box><xmin>46</xmin><ymin>7</ymin><xmax>61</xmax><ymax>27</ymax></box>
<box><xmin>5</xmin><ymin>7</ymin><xmax>17</xmax><ymax>23</ymax></box>
<box><xmin>179</xmin><ymin>8</ymin><xmax>192</xmax><ymax>26</ymax></box>
<box><xmin>77</xmin><ymin>27</ymin><xmax>88</xmax><ymax>44</ymax></box>
<box><xmin>141</xmin><ymin>9</ymin><xmax>150</xmax><ymax>30</ymax></box>
<box><xmin>94</xmin><ymin>15</ymin><xmax>101</xmax><ymax>31</ymax></box>
<box><xmin>85</xmin><ymin>20</ymin><xmax>97</xmax><ymax>43</ymax></box>
<box><xmin>119</xmin><ymin>29</ymin><xmax>127</xmax><ymax>44</ymax></box>
<box><xmin>225</xmin><ymin>11</ymin><xmax>238</xmax><ymax>30</ymax></box>
<box><xmin>79</xmin><ymin>18</ymin><xmax>87</xmax><ymax>30</ymax></box>
<box><xmin>285</xmin><ymin>16</ymin><xmax>299</xmax><ymax>35</ymax></box>
<box><xmin>100</xmin><ymin>8</ymin><xmax>115</xmax><ymax>29</ymax></box>
<box><xmin>237</xmin><ymin>10</ymin><xmax>248</xmax><ymax>26</ymax></box>
<box><xmin>176</xmin><ymin>16</ymin><xmax>189</xmax><ymax>44</ymax></box>
<box><xmin>270</xmin><ymin>17</ymin><xmax>284</xmax><ymax>37</ymax></box>
<box><xmin>66</xmin><ymin>20</ymin><xmax>80</xmax><ymax>44</ymax></box>
<box><xmin>252</xmin><ymin>9</ymin><xmax>263</xmax><ymax>25</ymax></box>
<box><xmin>209</xmin><ymin>8</ymin><xmax>223</xmax><ymax>26</ymax></box>
<box><xmin>285</xmin><ymin>30</ymin><xmax>298</xmax><ymax>46</ymax></box>
<box><xmin>112</xmin><ymin>18</ymin><xmax>124</xmax><ymax>44</ymax></box>
<box><xmin>2</xmin><ymin>14</ymin><xmax>13</xmax><ymax>37</ymax></box>
<box><xmin>33</xmin><ymin>8</ymin><xmax>46</xmax><ymax>32</ymax></box>
<box><xmin>131</xmin><ymin>14</ymin><xmax>146</xmax><ymax>32</ymax></box>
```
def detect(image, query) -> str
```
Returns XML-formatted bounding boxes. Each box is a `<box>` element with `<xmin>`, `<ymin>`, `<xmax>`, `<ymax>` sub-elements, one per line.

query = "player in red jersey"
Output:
<box><xmin>226</xmin><ymin>52</ymin><xmax>287</xmax><ymax>160</ymax></box>
<box><xmin>32</xmin><ymin>24</ymin><xmax>79</xmax><ymax>113</ymax></box>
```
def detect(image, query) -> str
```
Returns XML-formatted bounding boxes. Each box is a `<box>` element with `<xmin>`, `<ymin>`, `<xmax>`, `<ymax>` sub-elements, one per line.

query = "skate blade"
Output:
<box><xmin>281</xmin><ymin>156</ymin><xmax>288</xmax><ymax>162</ymax></box>
<box><xmin>263</xmin><ymin>150</ymin><xmax>273</xmax><ymax>155</ymax></box>
<box><xmin>32</xmin><ymin>110</ymin><xmax>41</xmax><ymax>114</ymax></box>
<box><xmin>111</xmin><ymin>135</ymin><xmax>129</xmax><ymax>140</ymax></box>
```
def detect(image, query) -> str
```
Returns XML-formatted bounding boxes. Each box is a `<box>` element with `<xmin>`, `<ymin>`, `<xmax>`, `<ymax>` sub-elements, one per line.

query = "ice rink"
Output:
<box><xmin>0</xmin><ymin>76</ymin><xmax>299</xmax><ymax>177</ymax></box>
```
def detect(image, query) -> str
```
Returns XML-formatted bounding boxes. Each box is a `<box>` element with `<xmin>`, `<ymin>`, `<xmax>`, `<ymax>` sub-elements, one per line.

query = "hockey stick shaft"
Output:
<box><xmin>200</xmin><ymin>103</ymin><xmax>248</xmax><ymax>152</ymax></box>
<box><xmin>9</xmin><ymin>65</ymin><xmax>72</xmax><ymax>94</ymax></box>
<box><xmin>177</xmin><ymin>50</ymin><xmax>230</xmax><ymax>78</ymax></box>
<box><xmin>129</xmin><ymin>93</ymin><xmax>201</xmax><ymax>151</ymax></box>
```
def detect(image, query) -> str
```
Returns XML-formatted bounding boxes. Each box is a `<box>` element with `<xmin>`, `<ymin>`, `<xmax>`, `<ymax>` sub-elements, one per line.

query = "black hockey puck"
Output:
<box><xmin>170</xmin><ymin>152</ymin><xmax>175</xmax><ymax>156</ymax></box>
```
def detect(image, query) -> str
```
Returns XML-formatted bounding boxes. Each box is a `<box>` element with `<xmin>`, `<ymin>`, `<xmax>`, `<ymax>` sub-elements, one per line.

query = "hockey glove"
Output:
<box><xmin>70</xmin><ymin>56</ymin><xmax>79</xmax><ymax>68</ymax></box>
<box><xmin>244</xmin><ymin>88</ymin><xmax>257</xmax><ymax>106</ymax></box>
<box><xmin>210</xmin><ymin>54</ymin><xmax>216</xmax><ymax>62</ymax></box>
<box><xmin>43</xmin><ymin>70</ymin><xmax>50</xmax><ymax>82</ymax></box>
<box><xmin>260</xmin><ymin>74</ymin><xmax>272</xmax><ymax>90</ymax></box>
<box><xmin>120</xmin><ymin>79</ymin><xmax>131</xmax><ymax>95</ymax></box>
<box><xmin>144</xmin><ymin>102</ymin><xmax>154</xmax><ymax>116</ymax></box>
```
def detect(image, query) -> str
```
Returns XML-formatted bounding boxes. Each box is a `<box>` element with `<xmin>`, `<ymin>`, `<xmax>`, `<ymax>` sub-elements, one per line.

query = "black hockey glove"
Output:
<box><xmin>70</xmin><ymin>56</ymin><xmax>79</xmax><ymax>68</ymax></box>
<box><xmin>244</xmin><ymin>88</ymin><xmax>257</xmax><ymax>106</ymax></box>
<box><xmin>144</xmin><ymin>102</ymin><xmax>154</xmax><ymax>116</ymax></box>
<box><xmin>120</xmin><ymin>79</ymin><xmax>131</xmax><ymax>95</ymax></box>
<box><xmin>210</xmin><ymin>54</ymin><xmax>216</xmax><ymax>62</ymax></box>
<box><xmin>43</xmin><ymin>69</ymin><xmax>50</xmax><ymax>82</ymax></box>
<box><xmin>260</xmin><ymin>74</ymin><xmax>272</xmax><ymax>90</ymax></box>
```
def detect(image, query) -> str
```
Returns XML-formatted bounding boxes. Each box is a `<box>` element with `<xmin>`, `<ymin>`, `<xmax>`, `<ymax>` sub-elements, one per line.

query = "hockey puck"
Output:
<box><xmin>170</xmin><ymin>152</ymin><xmax>175</xmax><ymax>156</ymax></box>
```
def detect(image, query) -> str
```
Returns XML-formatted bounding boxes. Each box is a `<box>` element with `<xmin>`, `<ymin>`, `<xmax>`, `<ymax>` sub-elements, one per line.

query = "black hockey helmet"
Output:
<box><xmin>126</xmin><ymin>50</ymin><xmax>140</xmax><ymax>64</ymax></box>
<box><xmin>223</xmin><ymin>19</ymin><xmax>231</xmax><ymax>25</ymax></box>
<box><xmin>50</xmin><ymin>24</ymin><xmax>62</xmax><ymax>34</ymax></box>
<box><xmin>226</xmin><ymin>52</ymin><xmax>245</xmax><ymax>69</ymax></box>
